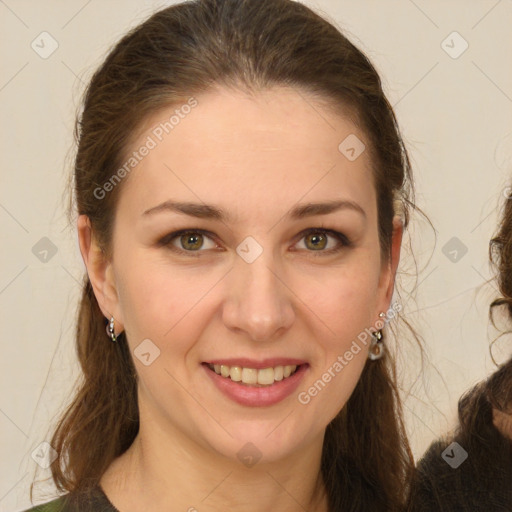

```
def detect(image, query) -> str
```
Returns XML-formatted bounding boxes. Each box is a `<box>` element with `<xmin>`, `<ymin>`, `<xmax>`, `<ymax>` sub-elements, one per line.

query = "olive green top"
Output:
<box><xmin>20</xmin><ymin>485</ymin><xmax>118</xmax><ymax>512</ymax></box>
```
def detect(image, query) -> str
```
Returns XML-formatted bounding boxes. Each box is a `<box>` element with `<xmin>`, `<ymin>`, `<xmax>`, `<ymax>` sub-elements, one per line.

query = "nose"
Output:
<box><xmin>221</xmin><ymin>249</ymin><xmax>295</xmax><ymax>342</ymax></box>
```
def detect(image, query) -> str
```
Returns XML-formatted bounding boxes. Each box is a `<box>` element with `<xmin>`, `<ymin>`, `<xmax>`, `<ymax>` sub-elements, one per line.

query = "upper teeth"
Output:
<box><xmin>209</xmin><ymin>364</ymin><xmax>298</xmax><ymax>386</ymax></box>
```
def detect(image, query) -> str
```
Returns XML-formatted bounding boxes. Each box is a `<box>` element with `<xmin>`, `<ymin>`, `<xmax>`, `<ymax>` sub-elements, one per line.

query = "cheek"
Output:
<box><xmin>115</xmin><ymin>242</ymin><xmax>382</xmax><ymax>352</ymax></box>
<box><xmin>310</xmin><ymin>262</ymin><xmax>381</xmax><ymax>343</ymax></box>
<box><xmin>299</xmin><ymin>275</ymin><xmax>376</xmax><ymax>420</ymax></box>
<box><xmin>115</xmin><ymin>253</ymin><xmax>220</xmax><ymax>344</ymax></box>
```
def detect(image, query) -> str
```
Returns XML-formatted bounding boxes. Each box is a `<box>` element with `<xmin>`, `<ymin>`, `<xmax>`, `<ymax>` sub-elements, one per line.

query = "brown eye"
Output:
<box><xmin>295</xmin><ymin>228</ymin><xmax>350</xmax><ymax>255</ymax></box>
<box><xmin>158</xmin><ymin>227</ymin><xmax>350</xmax><ymax>258</ymax></box>
<box><xmin>304</xmin><ymin>232</ymin><xmax>328</xmax><ymax>251</ymax></box>
<box><xmin>158</xmin><ymin>230</ymin><xmax>218</xmax><ymax>254</ymax></box>
<box><xmin>180</xmin><ymin>232</ymin><xmax>204</xmax><ymax>251</ymax></box>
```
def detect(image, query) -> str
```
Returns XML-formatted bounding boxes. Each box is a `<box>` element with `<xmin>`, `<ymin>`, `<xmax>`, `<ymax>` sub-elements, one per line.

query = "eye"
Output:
<box><xmin>158</xmin><ymin>229</ymin><xmax>218</xmax><ymax>256</ymax></box>
<box><xmin>158</xmin><ymin>227</ymin><xmax>351</xmax><ymax>257</ymax></box>
<box><xmin>293</xmin><ymin>228</ymin><xmax>351</xmax><ymax>256</ymax></box>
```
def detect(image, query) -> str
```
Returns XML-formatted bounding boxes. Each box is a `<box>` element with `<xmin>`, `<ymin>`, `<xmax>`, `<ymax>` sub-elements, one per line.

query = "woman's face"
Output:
<box><xmin>81</xmin><ymin>85</ymin><xmax>401</xmax><ymax>465</ymax></box>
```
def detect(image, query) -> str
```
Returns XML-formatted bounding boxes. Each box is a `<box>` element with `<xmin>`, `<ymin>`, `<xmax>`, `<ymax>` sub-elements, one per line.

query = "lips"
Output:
<box><xmin>202</xmin><ymin>360</ymin><xmax>309</xmax><ymax>407</ymax></box>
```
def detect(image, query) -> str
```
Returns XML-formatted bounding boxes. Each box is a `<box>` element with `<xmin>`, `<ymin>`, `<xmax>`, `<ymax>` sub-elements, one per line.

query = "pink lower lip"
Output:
<box><xmin>202</xmin><ymin>363</ymin><xmax>308</xmax><ymax>407</ymax></box>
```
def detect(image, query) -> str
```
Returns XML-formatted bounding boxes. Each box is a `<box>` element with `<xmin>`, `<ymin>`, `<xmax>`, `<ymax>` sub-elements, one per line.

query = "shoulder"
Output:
<box><xmin>407</xmin><ymin>440</ymin><xmax>450</xmax><ymax>511</ymax></box>
<box><xmin>409</xmin><ymin>434</ymin><xmax>512</xmax><ymax>511</ymax></box>
<box><xmin>19</xmin><ymin>485</ymin><xmax>118</xmax><ymax>512</ymax></box>
<box><xmin>20</xmin><ymin>495</ymin><xmax>68</xmax><ymax>512</ymax></box>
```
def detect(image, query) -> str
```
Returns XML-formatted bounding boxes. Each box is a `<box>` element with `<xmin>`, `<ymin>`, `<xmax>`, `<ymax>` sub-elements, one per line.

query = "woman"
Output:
<box><xmin>408</xmin><ymin>191</ymin><xmax>512</xmax><ymax>511</ymax></box>
<box><xmin>23</xmin><ymin>0</ymin><xmax>419</xmax><ymax>510</ymax></box>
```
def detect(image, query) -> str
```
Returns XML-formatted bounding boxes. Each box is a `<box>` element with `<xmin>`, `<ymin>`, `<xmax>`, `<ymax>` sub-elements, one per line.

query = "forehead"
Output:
<box><xmin>117</xmin><ymin>85</ymin><xmax>375</xmax><ymax>223</ymax></box>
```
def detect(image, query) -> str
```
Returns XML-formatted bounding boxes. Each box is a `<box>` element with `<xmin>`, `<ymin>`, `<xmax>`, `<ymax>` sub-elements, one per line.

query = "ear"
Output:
<box><xmin>376</xmin><ymin>215</ymin><xmax>403</xmax><ymax>314</ymax></box>
<box><xmin>77</xmin><ymin>214</ymin><xmax>124</xmax><ymax>332</ymax></box>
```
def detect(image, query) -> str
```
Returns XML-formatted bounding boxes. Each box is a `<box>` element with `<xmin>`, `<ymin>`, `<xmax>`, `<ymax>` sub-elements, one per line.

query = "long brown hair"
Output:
<box><xmin>406</xmin><ymin>190</ymin><xmax>512</xmax><ymax>511</ymax></box>
<box><xmin>481</xmin><ymin>186</ymin><xmax>512</xmax><ymax>424</ymax></box>
<box><xmin>451</xmin><ymin>188</ymin><xmax>512</xmax><ymax>458</ymax></box>
<box><xmin>31</xmin><ymin>1</ymin><xmax>418</xmax><ymax>510</ymax></box>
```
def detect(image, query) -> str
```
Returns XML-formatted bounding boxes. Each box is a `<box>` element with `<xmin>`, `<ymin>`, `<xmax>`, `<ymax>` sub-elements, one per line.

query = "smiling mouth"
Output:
<box><xmin>206</xmin><ymin>363</ymin><xmax>302</xmax><ymax>387</ymax></box>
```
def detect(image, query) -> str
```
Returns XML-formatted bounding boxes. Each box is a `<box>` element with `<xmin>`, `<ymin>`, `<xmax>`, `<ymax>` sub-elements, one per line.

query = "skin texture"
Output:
<box><xmin>78</xmin><ymin>85</ymin><xmax>403</xmax><ymax>512</ymax></box>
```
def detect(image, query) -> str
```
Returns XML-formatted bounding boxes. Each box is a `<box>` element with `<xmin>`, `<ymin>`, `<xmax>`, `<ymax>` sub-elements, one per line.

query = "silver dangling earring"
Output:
<box><xmin>106</xmin><ymin>316</ymin><xmax>117</xmax><ymax>343</ymax></box>
<box><xmin>368</xmin><ymin>312</ymin><xmax>386</xmax><ymax>361</ymax></box>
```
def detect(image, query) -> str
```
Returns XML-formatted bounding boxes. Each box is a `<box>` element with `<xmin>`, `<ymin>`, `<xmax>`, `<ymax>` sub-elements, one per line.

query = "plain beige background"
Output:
<box><xmin>1</xmin><ymin>0</ymin><xmax>512</xmax><ymax>510</ymax></box>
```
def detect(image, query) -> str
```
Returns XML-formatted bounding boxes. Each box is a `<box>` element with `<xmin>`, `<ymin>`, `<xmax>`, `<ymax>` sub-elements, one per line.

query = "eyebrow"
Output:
<box><xmin>142</xmin><ymin>199</ymin><xmax>366</xmax><ymax>221</ymax></box>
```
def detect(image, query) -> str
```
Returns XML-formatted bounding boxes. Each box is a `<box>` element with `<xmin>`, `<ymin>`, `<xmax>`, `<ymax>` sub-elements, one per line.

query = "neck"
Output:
<box><xmin>100</xmin><ymin>415</ymin><xmax>328</xmax><ymax>512</ymax></box>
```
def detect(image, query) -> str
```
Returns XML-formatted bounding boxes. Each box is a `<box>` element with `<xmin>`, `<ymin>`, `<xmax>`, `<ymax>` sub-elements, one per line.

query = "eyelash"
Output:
<box><xmin>157</xmin><ymin>227</ymin><xmax>352</xmax><ymax>258</ymax></box>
